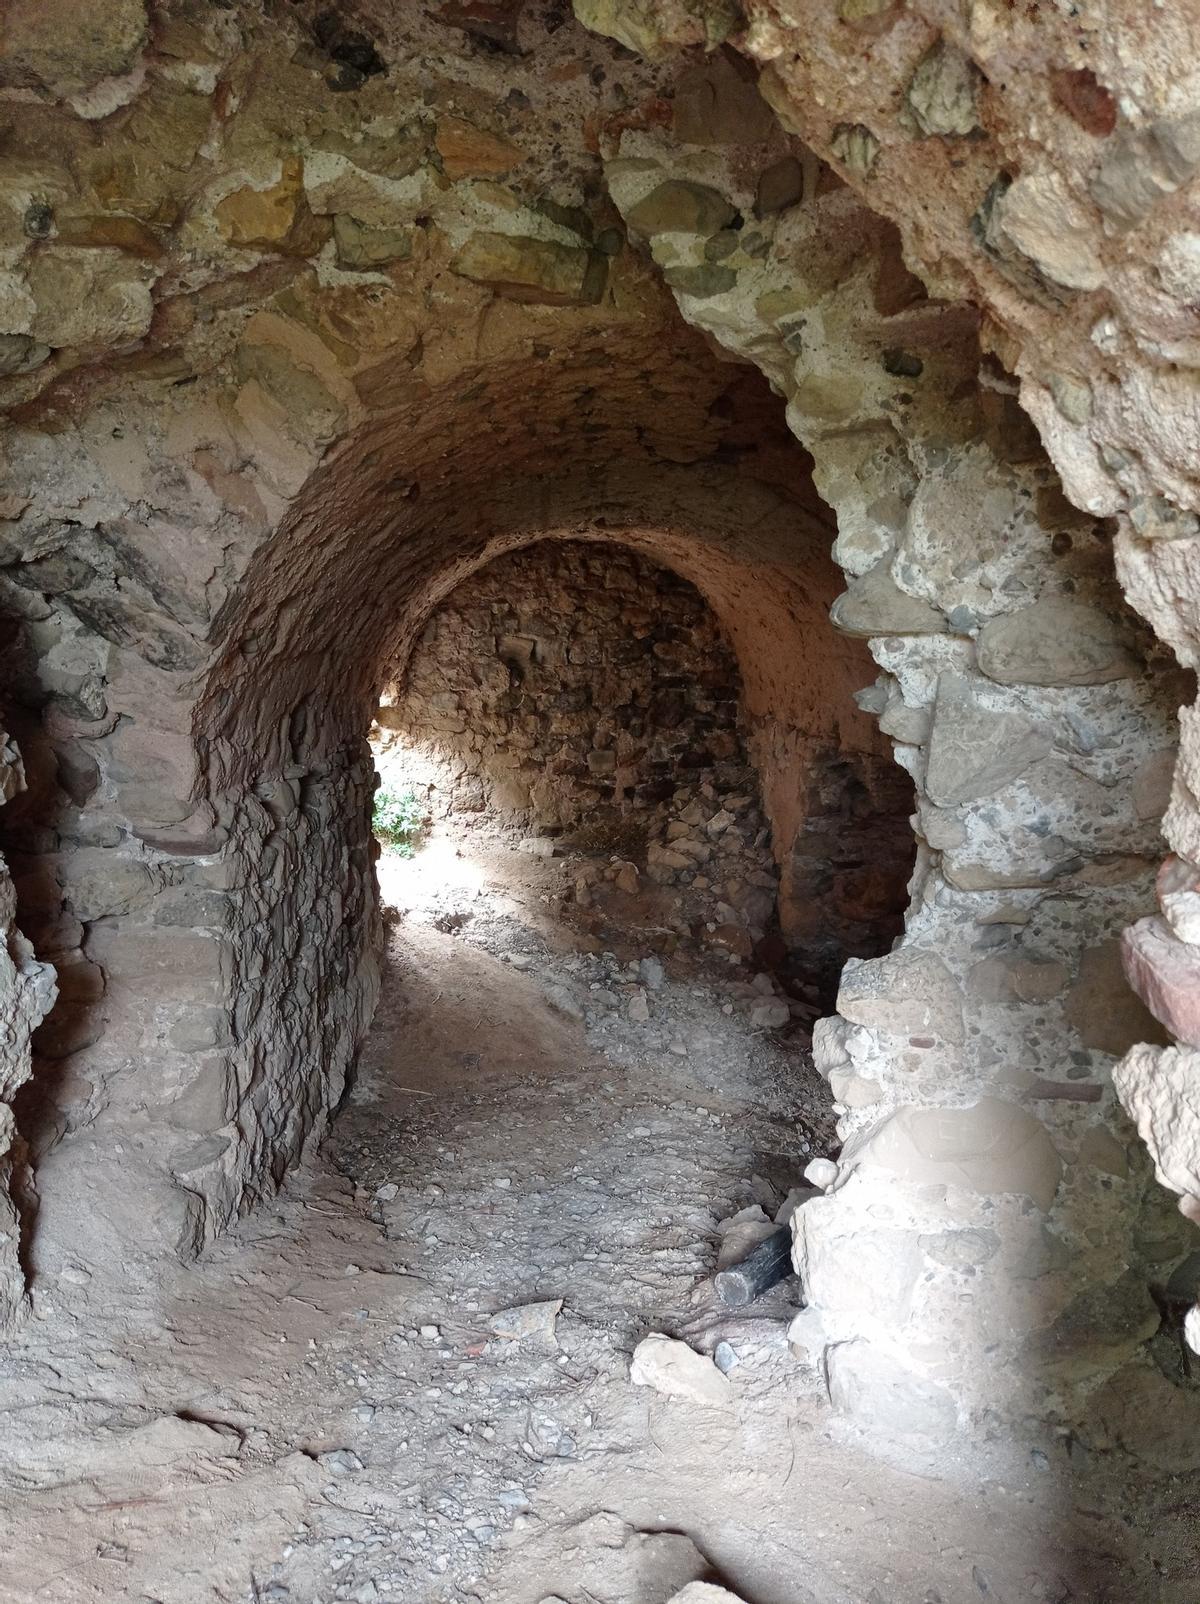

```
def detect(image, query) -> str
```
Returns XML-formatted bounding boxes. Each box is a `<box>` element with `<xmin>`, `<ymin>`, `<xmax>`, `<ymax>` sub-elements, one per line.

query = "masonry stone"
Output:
<box><xmin>976</xmin><ymin>599</ymin><xmax>1137</xmax><ymax>688</ymax></box>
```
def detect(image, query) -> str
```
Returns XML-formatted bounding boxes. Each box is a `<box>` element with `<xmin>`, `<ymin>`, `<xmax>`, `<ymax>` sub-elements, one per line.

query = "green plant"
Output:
<box><xmin>373</xmin><ymin>781</ymin><xmax>425</xmax><ymax>857</ymax></box>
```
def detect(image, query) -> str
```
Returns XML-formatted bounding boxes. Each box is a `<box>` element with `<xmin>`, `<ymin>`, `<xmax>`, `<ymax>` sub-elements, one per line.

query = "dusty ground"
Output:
<box><xmin>0</xmin><ymin>829</ymin><xmax>1194</xmax><ymax>1603</ymax></box>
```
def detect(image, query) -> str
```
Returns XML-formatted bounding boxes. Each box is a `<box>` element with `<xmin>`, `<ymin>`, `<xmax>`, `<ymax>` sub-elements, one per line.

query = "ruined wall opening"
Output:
<box><xmin>169</xmin><ymin>326</ymin><xmax>909</xmax><ymax>1258</ymax></box>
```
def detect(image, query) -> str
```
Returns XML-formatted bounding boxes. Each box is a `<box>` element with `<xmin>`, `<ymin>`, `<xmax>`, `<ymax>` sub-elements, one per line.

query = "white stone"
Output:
<box><xmin>1185</xmin><ymin>1304</ymin><xmax>1200</xmax><ymax>1358</ymax></box>
<box><xmin>627</xmin><ymin>988</ymin><xmax>650</xmax><ymax>1022</ymax></box>
<box><xmin>629</xmin><ymin>1334</ymin><xmax>731</xmax><ymax>1407</ymax></box>
<box><xmin>804</xmin><ymin>1158</ymin><xmax>839</xmax><ymax>1190</ymax></box>
<box><xmin>992</xmin><ymin>171</ymin><xmax>1104</xmax><ymax>291</ymax></box>
<box><xmin>489</xmin><ymin>1298</ymin><xmax>562</xmax><ymax>1344</ymax></box>
<box><xmin>786</xmin><ymin>1304</ymin><xmax>827</xmax><ymax>1361</ymax></box>
<box><xmin>749</xmin><ymin>998</ymin><xmax>790</xmax><ymax>1029</ymax></box>
<box><xmin>1114</xmin><ymin>1043</ymin><xmax>1200</xmax><ymax>1206</ymax></box>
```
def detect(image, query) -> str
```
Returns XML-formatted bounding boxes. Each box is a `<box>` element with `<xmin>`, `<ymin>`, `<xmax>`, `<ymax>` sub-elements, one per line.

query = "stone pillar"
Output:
<box><xmin>603</xmin><ymin>119</ymin><xmax>1189</xmax><ymax>1441</ymax></box>
<box><xmin>1112</xmin><ymin>507</ymin><xmax>1200</xmax><ymax>1372</ymax></box>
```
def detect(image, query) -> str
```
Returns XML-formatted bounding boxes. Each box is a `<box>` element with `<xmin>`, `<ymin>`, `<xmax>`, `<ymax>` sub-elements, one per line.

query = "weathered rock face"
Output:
<box><xmin>0</xmin><ymin>0</ymin><xmax>1196</xmax><ymax>1459</ymax></box>
<box><xmin>570</xmin><ymin>0</ymin><xmax>1200</xmax><ymax>1408</ymax></box>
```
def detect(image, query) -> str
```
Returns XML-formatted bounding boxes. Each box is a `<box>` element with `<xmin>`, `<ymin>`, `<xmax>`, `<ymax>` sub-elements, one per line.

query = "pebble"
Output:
<box><xmin>488</xmin><ymin>1298</ymin><xmax>562</xmax><ymax>1343</ymax></box>
<box><xmin>805</xmin><ymin>1157</ymin><xmax>839</xmax><ymax>1190</ymax></box>
<box><xmin>713</xmin><ymin>1341</ymin><xmax>739</xmax><ymax>1373</ymax></box>
<box><xmin>748</xmin><ymin>998</ymin><xmax>790</xmax><ymax>1030</ymax></box>
<box><xmin>639</xmin><ymin>956</ymin><xmax>666</xmax><ymax>990</ymax></box>
<box><xmin>630</xmin><ymin>1333</ymin><xmax>731</xmax><ymax>1407</ymax></box>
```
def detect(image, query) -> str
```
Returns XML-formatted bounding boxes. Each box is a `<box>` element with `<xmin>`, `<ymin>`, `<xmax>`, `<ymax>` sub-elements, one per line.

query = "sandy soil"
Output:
<box><xmin>0</xmin><ymin>831</ymin><xmax>1194</xmax><ymax>1603</ymax></box>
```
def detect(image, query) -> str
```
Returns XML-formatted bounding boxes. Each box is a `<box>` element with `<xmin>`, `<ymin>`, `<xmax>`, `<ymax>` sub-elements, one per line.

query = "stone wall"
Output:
<box><xmin>573</xmin><ymin>0</ymin><xmax>1200</xmax><ymax>1420</ymax></box>
<box><xmin>380</xmin><ymin>539</ymin><xmax>910</xmax><ymax>979</ymax></box>
<box><xmin>593</xmin><ymin>76</ymin><xmax>1191</xmax><ymax>1437</ymax></box>
<box><xmin>0</xmin><ymin>729</ymin><xmax>54</xmax><ymax>1330</ymax></box>
<box><xmin>0</xmin><ymin>0</ymin><xmax>883</xmax><ymax>1273</ymax></box>
<box><xmin>381</xmin><ymin>541</ymin><xmax>750</xmax><ymax>835</ymax></box>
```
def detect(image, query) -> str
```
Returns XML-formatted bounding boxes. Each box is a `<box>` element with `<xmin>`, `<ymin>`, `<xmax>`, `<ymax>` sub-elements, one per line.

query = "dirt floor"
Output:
<box><xmin>0</xmin><ymin>827</ymin><xmax>1195</xmax><ymax>1603</ymax></box>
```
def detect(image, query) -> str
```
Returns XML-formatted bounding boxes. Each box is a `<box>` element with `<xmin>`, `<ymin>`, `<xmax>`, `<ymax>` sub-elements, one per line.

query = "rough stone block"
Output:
<box><xmin>1122</xmin><ymin>915</ymin><xmax>1200</xmax><ymax>1047</ymax></box>
<box><xmin>1114</xmin><ymin>1040</ymin><xmax>1200</xmax><ymax>1212</ymax></box>
<box><xmin>625</xmin><ymin>179</ymin><xmax>738</xmax><ymax>236</ymax></box>
<box><xmin>86</xmin><ymin>922</ymin><xmax>226</xmax><ymax>985</ymax></box>
<box><xmin>1066</xmin><ymin>937</ymin><xmax>1170</xmax><ymax>1056</ymax></box>
<box><xmin>1030</xmin><ymin>1267</ymin><xmax>1160</xmax><ymax>1383</ymax></box>
<box><xmin>1089</xmin><ymin>1364</ymin><xmax>1200</xmax><ymax>1471</ymax></box>
<box><xmin>630</xmin><ymin>1334</ymin><xmax>731</xmax><ymax>1407</ymax></box>
<box><xmin>1090</xmin><ymin>113</ymin><xmax>1200</xmax><ymax>230</ymax></box>
<box><xmin>59</xmin><ymin>848</ymin><xmax>156</xmax><ymax>921</ymax></box>
<box><xmin>966</xmin><ymin>950</ymin><xmax>1069</xmax><ymax>1005</ymax></box>
<box><xmin>924</xmin><ymin>673</ymin><xmax>1052</xmax><ymax>807</ymax></box>
<box><xmin>826</xmin><ymin>1340</ymin><xmax>958</xmax><ymax>1442</ymax></box>
<box><xmin>0</xmin><ymin>0</ymin><xmax>147</xmax><ymax>93</ymax></box>
<box><xmin>215</xmin><ymin>156</ymin><xmax>331</xmax><ymax>257</ymax></box>
<box><xmin>434</xmin><ymin>116</ymin><xmax>524</xmax><ymax>180</ymax></box>
<box><xmin>450</xmin><ymin>233</ymin><xmax>602</xmax><ymax>305</ymax></box>
<box><xmin>32</xmin><ymin>950</ymin><xmax>104</xmax><ymax>1060</ymax></box>
<box><xmin>1156</xmin><ymin>854</ymin><xmax>1200</xmax><ymax>945</ymax></box>
<box><xmin>837</xmin><ymin>947</ymin><xmax>964</xmax><ymax>1044</ymax></box>
<box><xmin>843</xmin><ymin>1098</ymin><xmax>1062</xmax><ymax>1211</ymax></box>
<box><xmin>976</xmin><ymin>598</ymin><xmax>1136</xmax><ymax>686</ymax></box>
<box><xmin>829</xmin><ymin>562</ymin><xmax>945</xmax><ymax>638</ymax></box>
<box><xmin>155</xmin><ymin>1051</ymin><xmax>237</xmax><ymax>1133</ymax></box>
<box><xmin>26</xmin><ymin>249</ymin><xmax>155</xmax><ymax>350</ymax></box>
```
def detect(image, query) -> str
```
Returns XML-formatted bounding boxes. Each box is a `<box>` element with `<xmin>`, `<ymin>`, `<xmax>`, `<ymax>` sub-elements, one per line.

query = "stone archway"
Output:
<box><xmin>185</xmin><ymin>412</ymin><xmax>901</xmax><ymax>1257</ymax></box>
<box><xmin>0</xmin><ymin>0</ymin><xmax>1195</xmax><ymax>1479</ymax></box>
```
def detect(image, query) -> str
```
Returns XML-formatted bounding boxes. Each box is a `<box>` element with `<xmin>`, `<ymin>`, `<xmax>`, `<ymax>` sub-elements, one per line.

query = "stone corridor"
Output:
<box><xmin>2</xmin><ymin>2</ymin><xmax>1200</xmax><ymax>1599</ymax></box>
<box><xmin>0</xmin><ymin>841</ymin><xmax>1192</xmax><ymax>1602</ymax></box>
